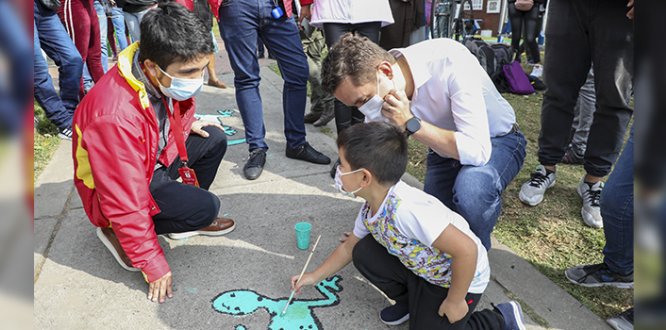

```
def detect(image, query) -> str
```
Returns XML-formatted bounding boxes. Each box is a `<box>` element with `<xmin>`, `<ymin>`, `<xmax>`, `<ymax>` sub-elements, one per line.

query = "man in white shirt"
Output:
<box><xmin>320</xmin><ymin>34</ymin><xmax>526</xmax><ymax>250</ymax></box>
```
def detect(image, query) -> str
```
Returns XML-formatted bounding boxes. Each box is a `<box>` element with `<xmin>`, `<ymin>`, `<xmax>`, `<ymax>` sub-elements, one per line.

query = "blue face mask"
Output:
<box><xmin>156</xmin><ymin>65</ymin><xmax>204</xmax><ymax>101</ymax></box>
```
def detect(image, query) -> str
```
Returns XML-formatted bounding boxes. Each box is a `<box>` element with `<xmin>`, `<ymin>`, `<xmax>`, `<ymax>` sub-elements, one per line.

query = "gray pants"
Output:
<box><xmin>570</xmin><ymin>69</ymin><xmax>596</xmax><ymax>153</ymax></box>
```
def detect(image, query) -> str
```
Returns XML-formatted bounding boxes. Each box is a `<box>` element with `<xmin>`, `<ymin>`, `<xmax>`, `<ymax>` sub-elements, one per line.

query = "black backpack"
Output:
<box><xmin>464</xmin><ymin>38</ymin><xmax>497</xmax><ymax>77</ymax></box>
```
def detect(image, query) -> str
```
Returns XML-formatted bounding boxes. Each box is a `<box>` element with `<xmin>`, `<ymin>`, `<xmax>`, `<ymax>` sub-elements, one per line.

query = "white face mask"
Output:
<box><xmin>334</xmin><ymin>165</ymin><xmax>363</xmax><ymax>198</ymax></box>
<box><xmin>156</xmin><ymin>65</ymin><xmax>204</xmax><ymax>101</ymax></box>
<box><xmin>358</xmin><ymin>73</ymin><xmax>394</xmax><ymax>123</ymax></box>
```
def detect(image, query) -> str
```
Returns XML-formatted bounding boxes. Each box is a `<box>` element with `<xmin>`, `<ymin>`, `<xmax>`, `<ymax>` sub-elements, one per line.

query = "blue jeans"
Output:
<box><xmin>84</xmin><ymin>0</ymin><xmax>108</xmax><ymax>91</ymax></box>
<box><xmin>0</xmin><ymin>1</ymin><xmax>31</xmax><ymax>134</ymax></box>
<box><xmin>601</xmin><ymin>127</ymin><xmax>633</xmax><ymax>276</ymax></box>
<box><xmin>424</xmin><ymin>131</ymin><xmax>527</xmax><ymax>250</ymax></box>
<box><xmin>123</xmin><ymin>8</ymin><xmax>150</xmax><ymax>42</ymax></box>
<box><xmin>217</xmin><ymin>0</ymin><xmax>309</xmax><ymax>150</ymax></box>
<box><xmin>110</xmin><ymin>6</ymin><xmax>128</xmax><ymax>50</ymax></box>
<box><xmin>34</xmin><ymin>0</ymin><xmax>83</xmax><ymax>130</ymax></box>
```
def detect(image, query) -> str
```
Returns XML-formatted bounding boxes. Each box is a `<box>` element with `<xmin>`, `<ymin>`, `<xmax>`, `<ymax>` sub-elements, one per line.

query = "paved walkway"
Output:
<box><xmin>35</xmin><ymin>45</ymin><xmax>609</xmax><ymax>329</ymax></box>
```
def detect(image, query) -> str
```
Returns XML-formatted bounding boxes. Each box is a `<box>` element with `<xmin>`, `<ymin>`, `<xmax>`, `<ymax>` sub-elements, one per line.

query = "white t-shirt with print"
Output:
<box><xmin>353</xmin><ymin>181</ymin><xmax>490</xmax><ymax>294</ymax></box>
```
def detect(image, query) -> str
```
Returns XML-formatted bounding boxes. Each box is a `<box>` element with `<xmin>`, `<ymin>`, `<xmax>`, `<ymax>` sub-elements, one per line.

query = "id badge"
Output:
<box><xmin>178</xmin><ymin>166</ymin><xmax>200</xmax><ymax>187</ymax></box>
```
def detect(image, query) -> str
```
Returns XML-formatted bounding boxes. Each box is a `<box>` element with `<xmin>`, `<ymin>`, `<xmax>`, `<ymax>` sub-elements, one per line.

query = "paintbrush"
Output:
<box><xmin>281</xmin><ymin>234</ymin><xmax>322</xmax><ymax>316</ymax></box>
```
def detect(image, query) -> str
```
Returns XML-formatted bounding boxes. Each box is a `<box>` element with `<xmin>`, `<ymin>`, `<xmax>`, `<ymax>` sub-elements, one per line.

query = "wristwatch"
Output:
<box><xmin>405</xmin><ymin>116</ymin><xmax>422</xmax><ymax>137</ymax></box>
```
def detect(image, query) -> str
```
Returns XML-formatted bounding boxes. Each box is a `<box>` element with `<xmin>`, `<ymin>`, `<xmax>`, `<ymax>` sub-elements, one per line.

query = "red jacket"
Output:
<box><xmin>72</xmin><ymin>42</ymin><xmax>196</xmax><ymax>282</ymax></box>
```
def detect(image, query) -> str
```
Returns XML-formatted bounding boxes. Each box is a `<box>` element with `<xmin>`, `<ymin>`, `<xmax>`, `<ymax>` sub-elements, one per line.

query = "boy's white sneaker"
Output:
<box><xmin>519</xmin><ymin>165</ymin><xmax>556</xmax><ymax>206</ymax></box>
<box><xmin>577</xmin><ymin>180</ymin><xmax>604</xmax><ymax>228</ymax></box>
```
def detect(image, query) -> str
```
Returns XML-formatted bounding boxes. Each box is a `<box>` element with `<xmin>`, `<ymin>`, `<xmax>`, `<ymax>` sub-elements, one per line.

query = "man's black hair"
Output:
<box><xmin>139</xmin><ymin>2</ymin><xmax>213</xmax><ymax>69</ymax></box>
<box><xmin>336</xmin><ymin>122</ymin><xmax>408</xmax><ymax>185</ymax></box>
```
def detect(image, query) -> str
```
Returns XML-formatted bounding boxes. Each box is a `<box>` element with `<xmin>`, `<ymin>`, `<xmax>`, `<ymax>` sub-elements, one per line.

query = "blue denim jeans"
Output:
<box><xmin>601</xmin><ymin>127</ymin><xmax>633</xmax><ymax>276</ymax></box>
<box><xmin>123</xmin><ymin>8</ymin><xmax>150</xmax><ymax>42</ymax></box>
<box><xmin>217</xmin><ymin>0</ymin><xmax>309</xmax><ymax>151</ymax></box>
<box><xmin>110</xmin><ymin>6</ymin><xmax>128</xmax><ymax>50</ymax></box>
<box><xmin>0</xmin><ymin>1</ymin><xmax>31</xmax><ymax>134</ymax></box>
<box><xmin>424</xmin><ymin>131</ymin><xmax>527</xmax><ymax>250</ymax></box>
<box><xmin>84</xmin><ymin>0</ymin><xmax>108</xmax><ymax>91</ymax></box>
<box><xmin>34</xmin><ymin>0</ymin><xmax>83</xmax><ymax>130</ymax></box>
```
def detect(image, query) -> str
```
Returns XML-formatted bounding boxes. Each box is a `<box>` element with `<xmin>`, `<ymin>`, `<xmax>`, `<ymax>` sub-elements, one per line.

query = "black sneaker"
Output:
<box><xmin>304</xmin><ymin>111</ymin><xmax>321</xmax><ymax>124</ymax></box>
<box><xmin>494</xmin><ymin>301</ymin><xmax>526</xmax><ymax>330</ymax></box>
<box><xmin>565</xmin><ymin>263</ymin><xmax>633</xmax><ymax>289</ymax></box>
<box><xmin>561</xmin><ymin>145</ymin><xmax>584</xmax><ymax>165</ymax></box>
<box><xmin>286</xmin><ymin>142</ymin><xmax>331</xmax><ymax>165</ymax></box>
<box><xmin>607</xmin><ymin>308</ymin><xmax>633</xmax><ymax>330</ymax></box>
<box><xmin>58</xmin><ymin>127</ymin><xmax>73</xmax><ymax>140</ymax></box>
<box><xmin>379</xmin><ymin>301</ymin><xmax>409</xmax><ymax>326</ymax></box>
<box><xmin>243</xmin><ymin>148</ymin><xmax>267</xmax><ymax>180</ymax></box>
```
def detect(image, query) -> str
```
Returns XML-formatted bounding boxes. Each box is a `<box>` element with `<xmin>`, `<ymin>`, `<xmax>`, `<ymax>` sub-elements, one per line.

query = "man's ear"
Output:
<box><xmin>361</xmin><ymin>168</ymin><xmax>373</xmax><ymax>187</ymax></box>
<box><xmin>377</xmin><ymin>61</ymin><xmax>393</xmax><ymax>79</ymax></box>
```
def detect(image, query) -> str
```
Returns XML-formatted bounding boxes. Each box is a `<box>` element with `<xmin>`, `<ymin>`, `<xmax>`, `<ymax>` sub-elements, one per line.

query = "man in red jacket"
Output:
<box><xmin>72</xmin><ymin>3</ymin><xmax>235</xmax><ymax>304</ymax></box>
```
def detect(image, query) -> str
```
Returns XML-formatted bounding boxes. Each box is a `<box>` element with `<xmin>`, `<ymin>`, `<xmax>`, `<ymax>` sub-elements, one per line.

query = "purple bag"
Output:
<box><xmin>502</xmin><ymin>61</ymin><xmax>535</xmax><ymax>95</ymax></box>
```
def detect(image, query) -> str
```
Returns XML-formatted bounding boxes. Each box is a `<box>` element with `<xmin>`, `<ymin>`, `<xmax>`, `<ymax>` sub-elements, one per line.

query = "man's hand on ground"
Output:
<box><xmin>191</xmin><ymin>120</ymin><xmax>224</xmax><ymax>138</ymax></box>
<box><xmin>148</xmin><ymin>272</ymin><xmax>173</xmax><ymax>303</ymax></box>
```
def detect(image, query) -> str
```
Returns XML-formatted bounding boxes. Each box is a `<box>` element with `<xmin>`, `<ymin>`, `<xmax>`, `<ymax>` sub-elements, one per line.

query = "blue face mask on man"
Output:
<box><xmin>156</xmin><ymin>65</ymin><xmax>204</xmax><ymax>101</ymax></box>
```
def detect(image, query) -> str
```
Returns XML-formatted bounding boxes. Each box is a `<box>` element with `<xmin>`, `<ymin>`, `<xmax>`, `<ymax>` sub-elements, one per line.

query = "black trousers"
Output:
<box><xmin>322</xmin><ymin>22</ymin><xmax>381</xmax><ymax>134</ymax></box>
<box><xmin>352</xmin><ymin>236</ymin><xmax>504</xmax><ymax>330</ymax></box>
<box><xmin>149</xmin><ymin>126</ymin><xmax>228</xmax><ymax>234</ymax></box>
<box><xmin>538</xmin><ymin>0</ymin><xmax>633</xmax><ymax>177</ymax></box>
<box><xmin>508</xmin><ymin>3</ymin><xmax>541</xmax><ymax>63</ymax></box>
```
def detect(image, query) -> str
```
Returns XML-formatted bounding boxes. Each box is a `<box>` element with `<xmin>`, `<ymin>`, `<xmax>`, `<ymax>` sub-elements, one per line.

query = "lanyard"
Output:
<box><xmin>162</xmin><ymin>97</ymin><xmax>200</xmax><ymax>187</ymax></box>
<box><xmin>162</xmin><ymin>97</ymin><xmax>189</xmax><ymax>165</ymax></box>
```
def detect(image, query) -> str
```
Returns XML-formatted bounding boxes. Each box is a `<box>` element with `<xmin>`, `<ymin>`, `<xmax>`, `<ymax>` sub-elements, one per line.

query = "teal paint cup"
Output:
<box><xmin>294</xmin><ymin>222</ymin><xmax>312</xmax><ymax>250</ymax></box>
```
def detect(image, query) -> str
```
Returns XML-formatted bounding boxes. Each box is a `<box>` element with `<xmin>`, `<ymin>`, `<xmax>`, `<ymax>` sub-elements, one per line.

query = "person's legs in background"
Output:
<box><xmin>565</xmin><ymin>128</ymin><xmax>633</xmax><ymax>328</ymax></box>
<box><xmin>507</xmin><ymin>4</ymin><xmax>524</xmax><ymax>61</ymax></box>
<box><xmin>218</xmin><ymin>0</ymin><xmax>329</xmax><ymax>180</ymax></box>
<box><xmin>519</xmin><ymin>0</ymin><xmax>591</xmax><ymax>208</ymax></box>
<box><xmin>110</xmin><ymin>5</ymin><xmax>128</xmax><ymax>50</ymax></box>
<box><xmin>0</xmin><ymin>0</ymin><xmax>31</xmax><ymax>135</ymax></box>
<box><xmin>34</xmin><ymin>0</ymin><xmax>83</xmax><ymax>136</ymax></box>
<box><xmin>206</xmin><ymin>30</ymin><xmax>227</xmax><ymax>89</ymax></box>
<box><xmin>83</xmin><ymin>0</ymin><xmax>108</xmax><ymax>92</ymax></box>
<box><xmin>123</xmin><ymin>8</ymin><xmax>151</xmax><ymax>42</ymax></box>
<box><xmin>260</xmin><ymin>10</ymin><xmax>330</xmax><ymax>163</ymax></box>
<box><xmin>523</xmin><ymin>5</ymin><xmax>541</xmax><ymax>64</ymax></box>
<box><xmin>562</xmin><ymin>69</ymin><xmax>596</xmax><ymax>165</ymax></box>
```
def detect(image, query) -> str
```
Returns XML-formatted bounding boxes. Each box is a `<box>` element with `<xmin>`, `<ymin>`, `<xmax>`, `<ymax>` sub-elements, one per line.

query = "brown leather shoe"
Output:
<box><xmin>96</xmin><ymin>227</ymin><xmax>139</xmax><ymax>272</ymax></box>
<box><xmin>207</xmin><ymin>79</ymin><xmax>227</xmax><ymax>89</ymax></box>
<box><xmin>168</xmin><ymin>217</ymin><xmax>236</xmax><ymax>240</ymax></box>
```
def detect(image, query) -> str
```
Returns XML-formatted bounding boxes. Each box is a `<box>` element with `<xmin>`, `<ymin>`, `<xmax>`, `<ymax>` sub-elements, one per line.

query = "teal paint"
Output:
<box><xmin>212</xmin><ymin>275</ymin><xmax>343</xmax><ymax>329</ymax></box>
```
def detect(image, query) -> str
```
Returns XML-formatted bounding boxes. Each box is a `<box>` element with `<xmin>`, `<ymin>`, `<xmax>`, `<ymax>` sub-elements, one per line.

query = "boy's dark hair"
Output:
<box><xmin>321</xmin><ymin>33</ymin><xmax>396</xmax><ymax>95</ymax></box>
<box><xmin>139</xmin><ymin>2</ymin><xmax>213</xmax><ymax>69</ymax></box>
<box><xmin>337</xmin><ymin>122</ymin><xmax>408</xmax><ymax>185</ymax></box>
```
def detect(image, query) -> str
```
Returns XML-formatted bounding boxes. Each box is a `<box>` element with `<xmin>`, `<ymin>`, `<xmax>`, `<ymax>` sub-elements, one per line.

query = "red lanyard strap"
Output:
<box><xmin>162</xmin><ymin>98</ymin><xmax>189</xmax><ymax>166</ymax></box>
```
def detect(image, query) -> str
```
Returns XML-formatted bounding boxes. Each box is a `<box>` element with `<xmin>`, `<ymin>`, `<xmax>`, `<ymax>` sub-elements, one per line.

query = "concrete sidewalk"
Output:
<box><xmin>34</xmin><ymin>63</ymin><xmax>609</xmax><ymax>329</ymax></box>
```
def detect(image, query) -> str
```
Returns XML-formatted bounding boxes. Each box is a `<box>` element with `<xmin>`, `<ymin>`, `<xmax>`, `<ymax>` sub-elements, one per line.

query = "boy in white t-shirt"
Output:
<box><xmin>291</xmin><ymin>122</ymin><xmax>526</xmax><ymax>329</ymax></box>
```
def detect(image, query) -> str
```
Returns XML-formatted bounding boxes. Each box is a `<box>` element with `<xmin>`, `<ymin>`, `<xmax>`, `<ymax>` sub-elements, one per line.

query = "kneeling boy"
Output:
<box><xmin>291</xmin><ymin>122</ymin><xmax>525</xmax><ymax>329</ymax></box>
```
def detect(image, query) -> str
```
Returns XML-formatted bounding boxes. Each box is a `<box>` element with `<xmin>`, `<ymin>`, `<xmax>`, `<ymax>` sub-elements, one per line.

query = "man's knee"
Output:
<box><xmin>204</xmin><ymin>126</ymin><xmax>228</xmax><ymax>146</ymax></box>
<box><xmin>453</xmin><ymin>166</ymin><xmax>501</xmax><ymax>212</ymax></box>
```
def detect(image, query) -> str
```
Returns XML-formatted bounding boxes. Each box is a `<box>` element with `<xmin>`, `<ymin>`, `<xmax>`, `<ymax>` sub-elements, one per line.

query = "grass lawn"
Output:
<box><xmin>34</xmin><ymin>102</ymin><xmax>61</xmax><ymax>179</ymax></box>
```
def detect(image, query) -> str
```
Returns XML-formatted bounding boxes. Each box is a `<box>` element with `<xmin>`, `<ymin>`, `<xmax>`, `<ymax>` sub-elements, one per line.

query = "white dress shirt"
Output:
<box><xmin>389</xmin><ymin>38</ymin><xmax>516</xmax><ymax>166</ymax></box>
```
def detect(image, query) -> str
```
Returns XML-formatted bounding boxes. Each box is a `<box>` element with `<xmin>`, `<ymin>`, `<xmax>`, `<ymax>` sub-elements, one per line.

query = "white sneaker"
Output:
<box><xmin>519</xmin><ymin>165</ymin><xmax>556</xmax><ymax>206</ymax></box>
<box><xmin>577</xmin><ymin>180</ymin><xmax>604</xmax><ymax>228</ymax></box>
<box><xmin>530</xmin><ymin>64</ymin><xmax>543</xmax><ymax>78</ymax></box>
<box><xmin>58</xmin><ymin>127</ymin><xmax>73</xmax><ymax>140</ymax></box>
